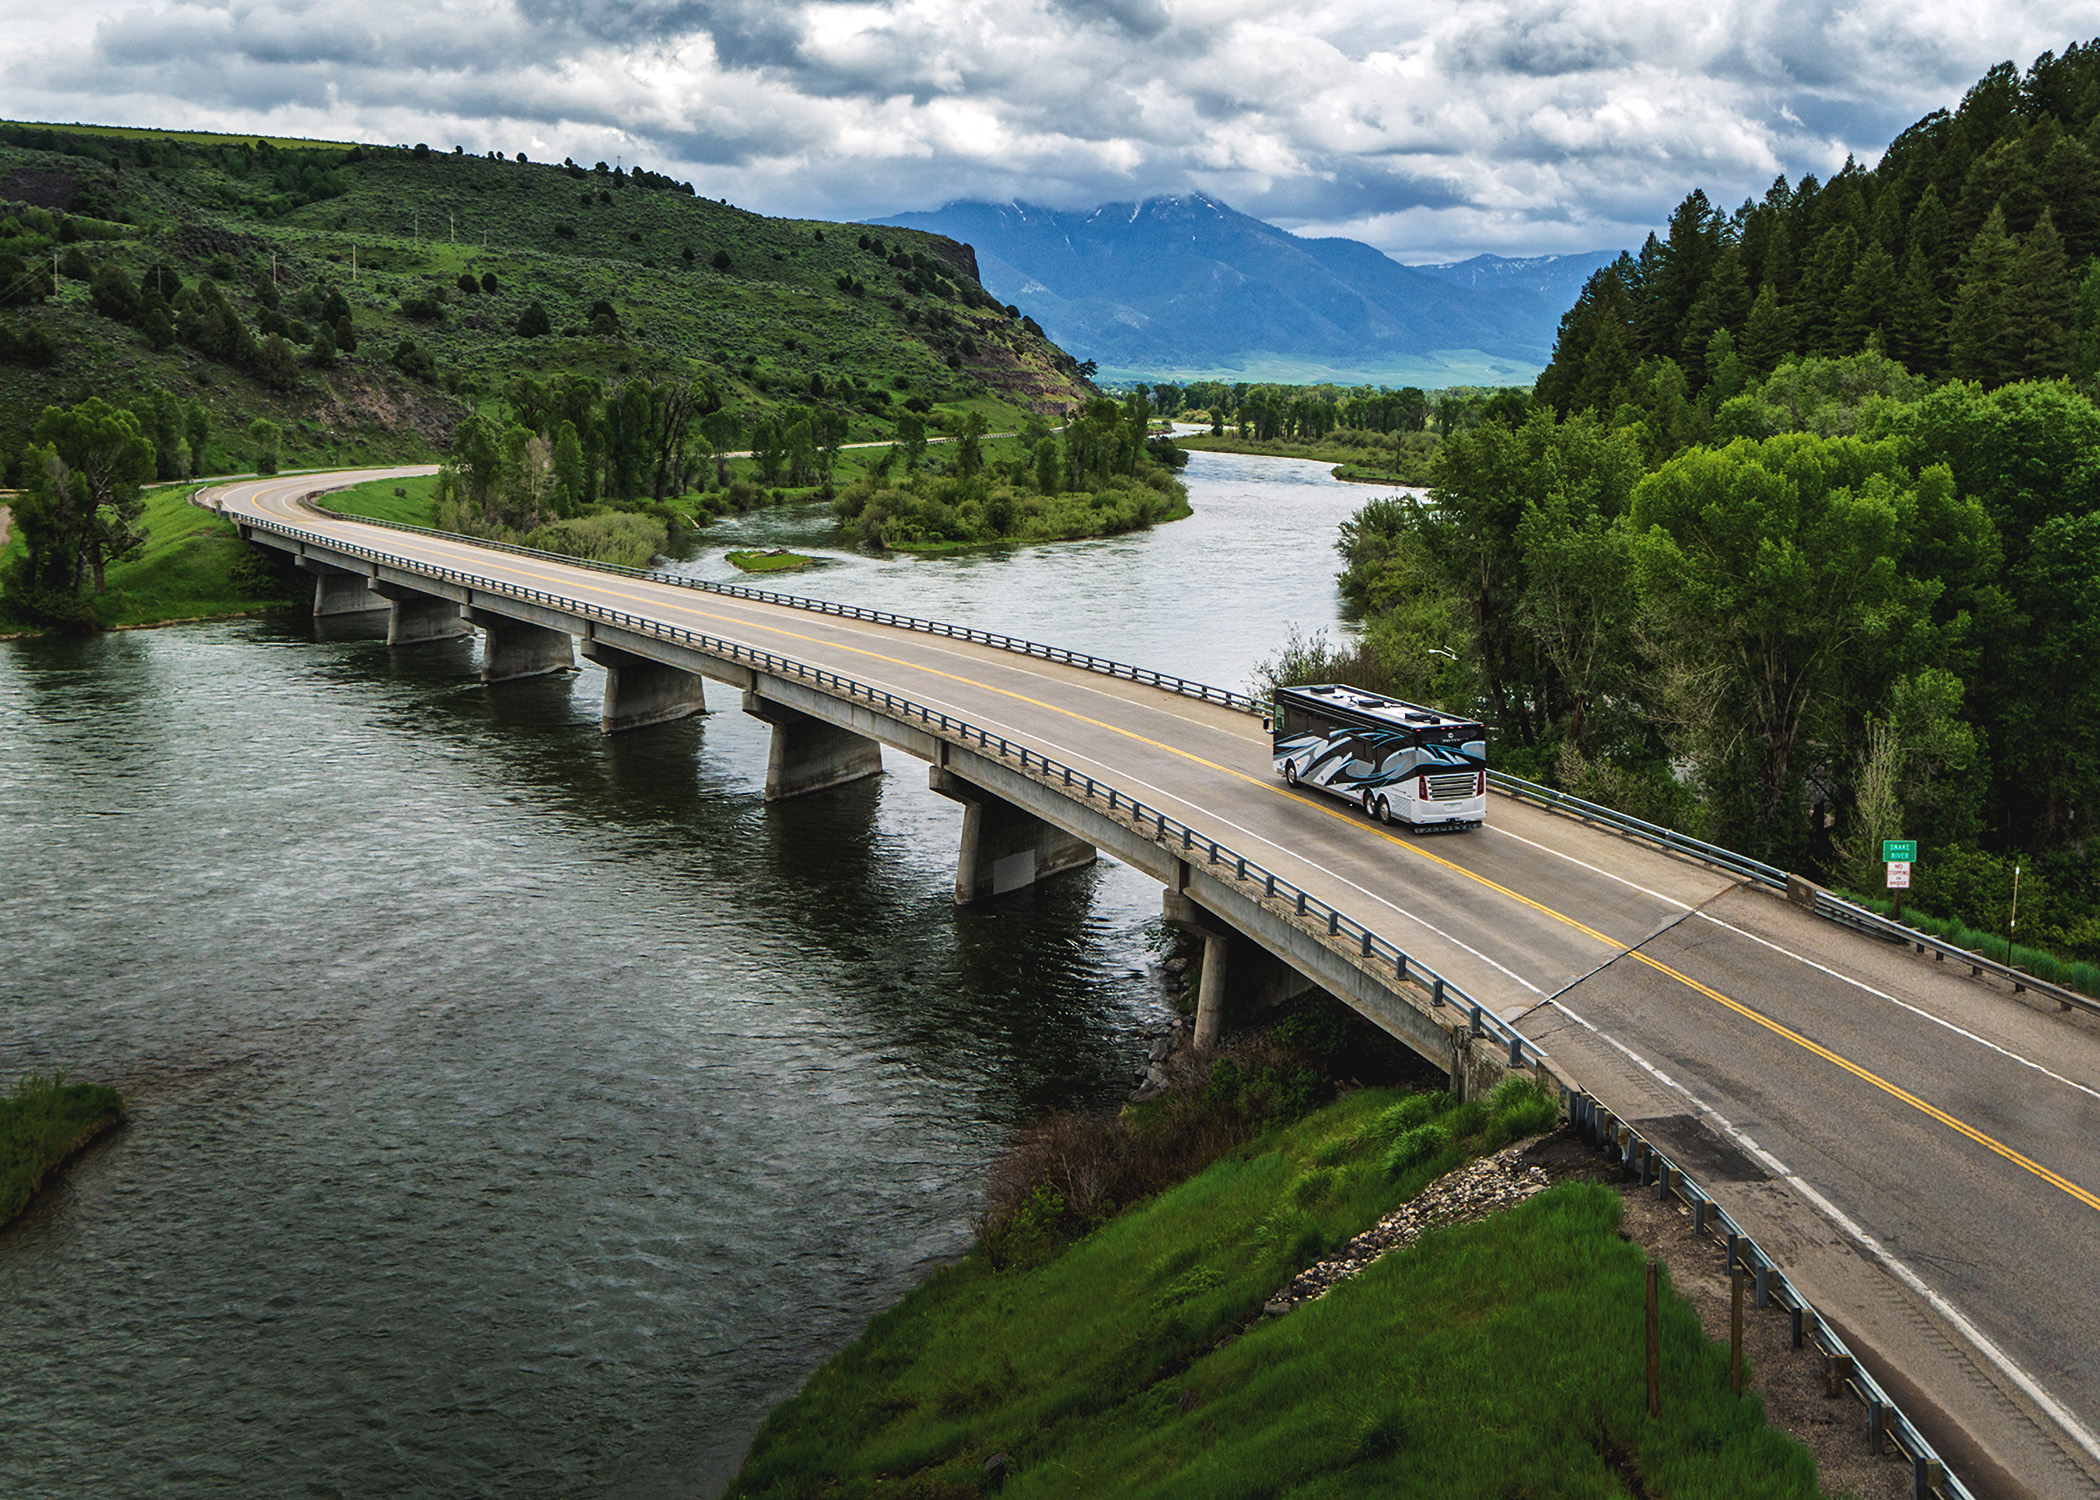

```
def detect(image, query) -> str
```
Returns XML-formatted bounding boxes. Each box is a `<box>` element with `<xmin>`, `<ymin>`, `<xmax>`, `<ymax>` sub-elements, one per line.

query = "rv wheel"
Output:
<box><xmin>1283</xmin><ymin>762</ymin><xmax>1298</xmax><ymax>786</ymax></box>
<box><xmin>1376</xmin><ymin>797</ymin><xmax>1393</xmax><ymax>825</ymax></box>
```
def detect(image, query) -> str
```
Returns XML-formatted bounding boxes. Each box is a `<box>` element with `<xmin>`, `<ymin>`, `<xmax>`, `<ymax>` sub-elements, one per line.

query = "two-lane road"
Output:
<box><xmin>217</xmin><ymin>470</ymin><xmax>2100</xmax><ymax>1496</ymax></box>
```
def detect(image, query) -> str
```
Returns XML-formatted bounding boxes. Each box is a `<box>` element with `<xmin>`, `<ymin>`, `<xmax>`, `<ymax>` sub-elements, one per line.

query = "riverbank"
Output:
<box><xmin>726</xmin><ymin>1074</ymin><xmax>1828</xmax><ymax>1498</ymax></box>
<box><xmin>0</xmin><ymin>482</ymin><xmax>299</xmax><ymax>637</ymax></box>
<box><xmin>1174</xmin><ymin>430</ymin><xmax>1436</xmax><ymax>486</ymax></box>
<box><xmin>1</xmin><ymin>1074</ymin><xmax>124</xmax><ymax>1230</ymax></box>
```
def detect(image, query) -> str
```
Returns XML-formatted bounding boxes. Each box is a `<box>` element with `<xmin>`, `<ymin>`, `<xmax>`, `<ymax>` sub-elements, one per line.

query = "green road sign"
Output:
<box><xmin>1883</xmin><ymin>840</ymin><xmax>1918</xmax><ymax>862</ymax></box>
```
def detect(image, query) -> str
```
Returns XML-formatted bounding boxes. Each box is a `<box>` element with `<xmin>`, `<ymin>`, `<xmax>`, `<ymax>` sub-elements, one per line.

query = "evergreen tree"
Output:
<box><xmin>1889</xmin><ymin>242</ymin><xmax>1944</xmax><ymax>375</ymax></box>
<box><xmin>1835</xmin><ymin>242</ymin><xmax>1899</xmax><ymax>353</ymax></box>
<box><xmin>1679</xmin><ymin>242</ymin><xmax>1750</xmax><ymax>372</ymax></box>
<box><xmin>1795</xmin><ymin>223</ymin><xmax>1858</xmax><ymax>355</ymax></box>
<box><xmin>1947</xmin><ymin>207</ymin><xmax>2022</xmax><ymax>386</ymax></box>
<box><xmin>1740</xmin><ymin>285</ymin><xmax>1794</xmax><ymax>377</ymax></box>
<box><xmin>2073</xmin><ymin>256</ymin><xmax>2100</xmax><ymax>381</ymax></box>
<box><xmin>2007</xmin><ymin>209</ymin><xmax>2077</xmax><ymax>380</ymax></box>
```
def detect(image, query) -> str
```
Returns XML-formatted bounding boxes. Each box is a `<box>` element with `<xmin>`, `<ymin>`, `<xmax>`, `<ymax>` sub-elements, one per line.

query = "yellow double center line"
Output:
<box><xmin>326</xmin><ymin>511</ymin><xmax>2100</xmax><ymax>1216</ymax></box>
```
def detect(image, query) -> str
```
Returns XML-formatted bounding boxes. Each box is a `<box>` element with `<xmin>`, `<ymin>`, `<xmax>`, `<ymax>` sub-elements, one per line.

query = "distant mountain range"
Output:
<box><xmin>872</xmin><ymin>194</ymin><xmax>1618</xmax><ymax>387</ymax></box>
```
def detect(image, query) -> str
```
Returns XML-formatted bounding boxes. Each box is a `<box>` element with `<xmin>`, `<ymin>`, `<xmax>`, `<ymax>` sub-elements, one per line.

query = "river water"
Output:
<box><xmin>0</xmin><ymin>452</ymin><xmax>1374</xmax><ymax>1497</ymax></box>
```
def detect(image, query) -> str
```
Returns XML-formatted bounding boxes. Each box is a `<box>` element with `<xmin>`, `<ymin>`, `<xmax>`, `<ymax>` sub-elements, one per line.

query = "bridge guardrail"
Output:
<box><xmin>291</xmin><ymin>499</ymin><xmax>1268</xmax><ymax>714</ymax></box>
<box><xmin>232</xmin><ymin>488</ymin><xmax>2100</xmax><ymax>1018</ymax></box>
<box><xmin>233</xmin><ymin>505</ymin><xmax>1547</xmax><ymax>1074</ymax></box>
<box><xmin>1487</xmin><ymin>772</ymin><xmax>1788</xmax><ymax>892</ymax></box>
<box><xmin>230</xmin><ymin>491</ymin><xmax>1987</xmax><ymax>1500</ymax></box>
<box><xmin>1569</xmin><ymin>1093</ymin><xmax>1973</xmax><ymax>1500</ymax></box>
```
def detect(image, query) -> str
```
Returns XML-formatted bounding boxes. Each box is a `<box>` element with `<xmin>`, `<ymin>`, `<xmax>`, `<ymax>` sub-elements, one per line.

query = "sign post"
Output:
<box><xmin>1883</xmin><ymin>840</ymin><xmax>1916</xmax><ymax>920</ymax></box>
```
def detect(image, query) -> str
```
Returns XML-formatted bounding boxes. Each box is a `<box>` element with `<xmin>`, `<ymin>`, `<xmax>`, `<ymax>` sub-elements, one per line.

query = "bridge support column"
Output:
<box><xmin>467</xmin><ymin>608</ymin><xmax>575</xmax><ymax>685</ymax></box>
<box><xmin>298</xmin><ymin>558</ymin><xmax>384</xmax><ymax>616</ymax></box>
<box><xmin>581</xmin><ymin>641</ymin><xmax>705</xmax><ymax>733</ymax></box>
<box><xmin>372</xmin><ymin>581</ymin><xmax>470</xmax><ymax>646</ymax></box>
<box><xmin>930</xmin><ymin>766</ymin><xmax>1096</xmax><ymax>903</ymax></box>
<box><xmin>745</xmin><ymin>692</ymin><xmax>882</xmax><ymax>800</ymax></box>
<box><xmin>1162</xmin><ymin>889</ymin><xmax>1317</xmax><ymax>1052</ymax></box>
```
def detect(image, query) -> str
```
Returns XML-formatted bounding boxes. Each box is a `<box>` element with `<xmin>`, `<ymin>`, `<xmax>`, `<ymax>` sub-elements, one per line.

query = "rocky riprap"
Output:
<box><xmin>1263</xmin><ymin>1139</ymin><xmax>1553</xmax><ymax>1315</ymax></box>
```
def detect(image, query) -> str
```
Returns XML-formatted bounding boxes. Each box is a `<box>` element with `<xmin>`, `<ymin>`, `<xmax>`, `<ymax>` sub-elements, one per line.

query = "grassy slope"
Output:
<box><xmin>1</xmin><ymin>122</ymin><xmax>1100</xmax><ymax>628</ymax></box>
<box><xmin>95</xmin><ymin>483</ymin><xmax>296</xmax><ymax>625</ymax></box>
<box><xmin>729</xmin><ymin>1087</ymin><xmax>1824</xmax><ymax>1499</ymax></box>
<box><xmin>1</xmin><ymin>1073</ymin><xmax>124</xmax><ymax>1227</ymax></box>
<box><xmin>326</xmin><ymin>471</ymin><xmax>441</xmax><ymax>526</ymax></box>
<box><xmin>0</xmin><ymin>125</ymin><xmax>1091</xmax><ymax>471</ymax></box>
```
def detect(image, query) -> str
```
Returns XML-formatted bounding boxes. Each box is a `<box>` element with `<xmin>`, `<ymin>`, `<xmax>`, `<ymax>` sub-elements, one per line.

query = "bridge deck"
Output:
<box><xmin>218</xmin><ymin>469</ymin><xmax>2100</xmax><ymax>1497</ymax></box>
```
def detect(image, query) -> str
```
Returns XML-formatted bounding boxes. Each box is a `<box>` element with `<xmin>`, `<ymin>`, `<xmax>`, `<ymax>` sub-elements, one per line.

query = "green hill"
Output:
<box><xmin>0</xmin><ymin>120</ymin><xmax>1092</xmax><ymax>478</ymax></box>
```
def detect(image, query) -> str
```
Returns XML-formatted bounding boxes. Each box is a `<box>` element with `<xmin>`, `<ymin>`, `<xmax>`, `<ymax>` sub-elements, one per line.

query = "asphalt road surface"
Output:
<box><xmin>218</xmin><ymin>469</ymin><xmax>2100</xmax><ymax>1498</ymax></box>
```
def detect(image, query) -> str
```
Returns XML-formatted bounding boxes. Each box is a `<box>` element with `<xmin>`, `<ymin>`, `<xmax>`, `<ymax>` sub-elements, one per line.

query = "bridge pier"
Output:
<box><xmin>298</xmin><ymin>558</ymin><xmax>385</xmax><ymax>616</ymax></box>
<box><xmin>746</xmin><ymin>691</ymin><xmax>882</xmax><ymax>800</ymax></box>
<box><xmin>1162</xmin><ymin>890</ymin><xmax>1317</xmax><ymax>1052</ymax></box>
<box><xmin>468</xmin><ymin>608</ymin><xmax>576</xmax><ymax>685</ymax></box>
<box><xmin>372</xmin><ymin>581</ymin><xmax>471</xmax><ymax>646</ymax></box>
<box><xmin>580</xmin><ymin>640</ymin><xmax>706</xmax><ymax>733</ymax></box>
<box><xmin>930</xmin><ymin>766</ymin><xmax>1096</xmax><ymax>903</ymax></box>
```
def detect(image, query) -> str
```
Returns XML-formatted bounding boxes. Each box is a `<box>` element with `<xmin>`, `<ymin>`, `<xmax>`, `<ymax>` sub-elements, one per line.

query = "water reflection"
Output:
<box><xmin>0</xmin><ymin>449</ymin><xmax>1357</xmax><ymax>1499</ymax></box>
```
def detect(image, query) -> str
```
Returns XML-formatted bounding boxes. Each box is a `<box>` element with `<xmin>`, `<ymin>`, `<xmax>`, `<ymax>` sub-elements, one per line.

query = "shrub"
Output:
<box><xmin>1382</xmin><ymin>1122</ymin><xmax>1450</xmax><ymax>1176</ymax></box>
<box><xmin>0</xmin><ymin>321</ymin><xmax>58</xmax><ymax>368</ymax></box>
<box><xmin>390</xmin><ymin>339</ymin><xmax>437</xmax><ymax>383</ymax></box>
<box><xmin>515</xmin><ymin>302</ymin><xmax>551</xmax><ymax>339</ymax></box>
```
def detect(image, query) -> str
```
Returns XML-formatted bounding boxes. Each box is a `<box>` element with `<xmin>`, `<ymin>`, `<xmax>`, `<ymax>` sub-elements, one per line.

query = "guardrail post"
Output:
<box><xmin>1726</xmin><ymin>1231</ymin><xmax>1740</xmax><ymax>1273</ymax></box>
<box><xmin>1869</xmin><ymin>1397</ymin><xmax>1886</xmax><ymax>1455</ymax></box>
<box><xmin>1914</xmin><ymin>1457</ymin><xmax>1943</xmax><ymax>1500</ymax></box>
<box><xmin>1755</xmin><ymin>1262</ymin><xmax>1770</xmax><ymax>1309</ymax></box>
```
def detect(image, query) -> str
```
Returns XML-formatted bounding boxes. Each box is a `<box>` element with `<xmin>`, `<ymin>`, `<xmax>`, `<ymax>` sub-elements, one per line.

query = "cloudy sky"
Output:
<box><xmin>6</xmin><ymin>0</ymin><xmax>2096</xmax><ymax>261</ymax></box>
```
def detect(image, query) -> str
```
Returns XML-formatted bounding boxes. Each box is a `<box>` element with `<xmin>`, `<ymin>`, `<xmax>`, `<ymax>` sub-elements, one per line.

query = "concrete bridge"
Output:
<box><xmin>214</xmin><ymin>468</ymin><xmax>2100</xmax><ymax>1500</ymax></box>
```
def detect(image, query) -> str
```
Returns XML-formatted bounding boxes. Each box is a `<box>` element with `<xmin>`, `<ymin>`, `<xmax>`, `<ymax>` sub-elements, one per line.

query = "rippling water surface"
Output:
<box><xmin>0</xmin><ymin>452</ymin><xmax>1369</xmax><ymax>1497</ymax></box>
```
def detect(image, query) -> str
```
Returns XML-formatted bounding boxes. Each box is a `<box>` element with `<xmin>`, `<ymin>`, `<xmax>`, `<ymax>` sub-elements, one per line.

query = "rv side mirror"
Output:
<box><xmin>1262</xmin><ymin>716</ymin><xmax>1272</xmax><ymax>731</ymax></box>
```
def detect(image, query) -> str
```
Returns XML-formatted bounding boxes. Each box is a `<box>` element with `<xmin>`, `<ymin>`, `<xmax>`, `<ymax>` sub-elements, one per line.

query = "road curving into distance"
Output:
<box><xmin>214</xmin><ymin>467</ymin><xmax>2100</xmax><ymax>1499</ymax></box>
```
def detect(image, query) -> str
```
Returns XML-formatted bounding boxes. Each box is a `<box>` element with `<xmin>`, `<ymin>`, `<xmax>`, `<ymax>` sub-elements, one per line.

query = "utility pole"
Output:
<box><xmin>413</xmin><ymin>211</ymin><xmax>419</xmax><ymax>246</ymax></box>
<box><xmin>271</xmin><ymin>250</ymin><xmax>278</xmax><ymax>284</ymax></box>
<box><xmin>449</xmin><ymin>214</ymin><xmax>455</xmax><ymax>246</ymax></box>
<box><xmin>352</xmin><ymin>244</ymin><xmax>358</xmax><ymax>281</ymax></box>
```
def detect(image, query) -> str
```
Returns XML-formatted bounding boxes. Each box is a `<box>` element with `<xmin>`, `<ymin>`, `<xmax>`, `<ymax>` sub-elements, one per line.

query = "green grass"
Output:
<box><xmin>86</xmin><ymin>484</ymin><xmax>295</xmax><ymax>627</ymax></box>
<box><xmin>327</xmin><ymin>472</ymin><xmax>442</xmax><ymax>526</ymax></box>
<box><xmin>728</xmin><ymin>1078</ymin><xmax>1821</xmax><ymax>1499</ymax></box>
<box><xmin>2</xmin><ymin>1072</ymin><xmax>124</xmax><ymax>1227</ymax></box>
<box><xmin>8</xmin><ymin>119</ymin><xmax>356</xmax><ymax>151</ymax></box>
<box><xmin>0</xmin><ymin>123</ymin><xmax>1089</xmax><ymax>482</ymax></box>
<box><xmin>1833</xmin><ymin>886</ymin><xmax>2100</xmax><ymax>1001</ymax></box>
<box><xmin>728</xmin><ymin>548</ymin><xmax>818</xmax><ymax>572</ymax></box>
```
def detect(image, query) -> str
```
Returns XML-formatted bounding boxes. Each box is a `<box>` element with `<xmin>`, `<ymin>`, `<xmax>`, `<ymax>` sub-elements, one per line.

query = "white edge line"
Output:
<box><xmin>1543</xmin><ymin>993</ymin><xmax>2100</xmax><ymax>1471</ymax></box>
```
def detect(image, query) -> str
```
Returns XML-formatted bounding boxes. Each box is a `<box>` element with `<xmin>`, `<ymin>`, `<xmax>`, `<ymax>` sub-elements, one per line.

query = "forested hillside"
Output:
<box><xmin>0</xmin><ymin>120</ymin><xmax>1094</xmax><ymax>626</ymax></box>
<box><xmin>1314</xmin><ymin>44</ymin><xmax>2100</xmax><ymax>973</ymax></box>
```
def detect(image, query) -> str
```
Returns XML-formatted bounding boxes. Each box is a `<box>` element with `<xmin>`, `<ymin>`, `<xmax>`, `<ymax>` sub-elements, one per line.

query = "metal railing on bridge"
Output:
<box><xmin>254</xmin><ymin>490</ymin><xmax>2100</xmax><ymax>1018</ymax></box>
<box><xmin>222</xmin><ymin>490</ymin><xmax>1986</xmax><ymax>1500</ymax></box>
<box><xmin>294</xmin><ymin>499</ymin><xmax>1267</xmax><ymax>714</ymax></box>
<box><xmin>1569</xmin><ymin>1093</ymin><xmax>1975</xmax><ymax>1500</ymax></box>
<box><xmin>232</xmin><ymin>502</ymin><xmax>1544</xmax><ymax>1073</ymax></box>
